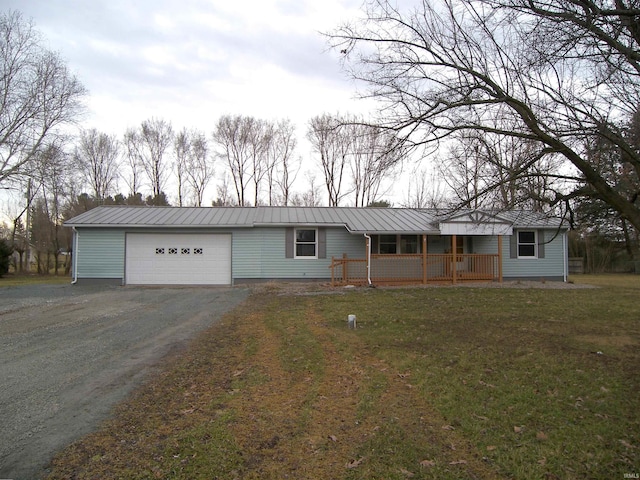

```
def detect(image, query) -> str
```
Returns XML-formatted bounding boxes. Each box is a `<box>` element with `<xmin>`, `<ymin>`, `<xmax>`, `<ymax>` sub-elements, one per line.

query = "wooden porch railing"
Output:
<box><xmin>330</xmin><ymin>253</ymin><xmax>500</xmax><ymax>286</ymax></box>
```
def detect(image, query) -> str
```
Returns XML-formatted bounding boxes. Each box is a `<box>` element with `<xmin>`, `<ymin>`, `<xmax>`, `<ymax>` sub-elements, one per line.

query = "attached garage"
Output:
<box><xmin>125</xmin><ymin>233</ymin><xmax>231</xmax><ymax>285</ymax></box>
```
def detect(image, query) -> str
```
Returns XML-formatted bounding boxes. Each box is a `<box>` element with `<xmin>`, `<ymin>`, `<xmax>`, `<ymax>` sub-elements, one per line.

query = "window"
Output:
<box><xmin>181</xmin><ymin>248</ymin><xmax>190</xmax><ymax>255</ymax></box>
<box><xmin>155</xmin><ymin>248</ymin><xmax>165</xmax><ymax>255</ymax></box>
<box><xmin>401</xmin><ymin>235</ymin><xmax>419</xmax><ymax>254</ymax></box>
<box><xmin>379</xmin><ymin>235</ymin><xmax>397</xmax><ymax>254</ymax></box>
<box><xmin>377</xmin><ymin>235</ymin><xmax>420</xmax><ymax>254</ymax></box>
<box><xmin>194</xmin><ymin>248</ymin><xmax>203</xmax><ymax>255</ymax></box>
<box><xmin>168</xmin><ymin>247</ymin><xmax>178</xmax><ymax>255</ymax></box>
<box><xmin>295</xmin><ymin>228</ymin><xmax>317</xmax><ymax>258</ymax></box>
<box><xmin>517</xmin><ymin>231</ymin><xmax>537</xmax><ymax>258</ymax></box>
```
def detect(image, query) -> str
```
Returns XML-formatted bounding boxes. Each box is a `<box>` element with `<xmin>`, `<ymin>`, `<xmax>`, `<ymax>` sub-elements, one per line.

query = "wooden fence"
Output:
<box><xmin>330</xmin><ymin>253</ymin><xmax>500</xmax><ymax>286</ymax></box>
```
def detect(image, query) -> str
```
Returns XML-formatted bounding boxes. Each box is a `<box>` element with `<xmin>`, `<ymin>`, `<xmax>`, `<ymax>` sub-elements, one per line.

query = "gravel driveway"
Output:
<box><xmin>0</xmin><ymin>284</ymin><xmax>249</xmax><ymax>480</ymax></box>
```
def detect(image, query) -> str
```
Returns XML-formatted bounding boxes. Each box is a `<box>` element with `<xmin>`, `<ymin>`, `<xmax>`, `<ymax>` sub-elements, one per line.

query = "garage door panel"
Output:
<box><xmin>126</xmin><ymin>233</ymin><xmax>231</xmax><ymax>285</ymax></box>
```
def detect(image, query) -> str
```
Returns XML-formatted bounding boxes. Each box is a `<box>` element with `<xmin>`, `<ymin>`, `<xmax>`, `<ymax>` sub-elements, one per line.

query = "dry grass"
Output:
<box><xmin>46</xmin><ymin>278</ymin><xmax>640</xmax><ymax>479</ymax></box>
<box><xmin>570</xmin><ymin>273</ymin><xmax>640</xmax><ymax>289</ymax></box>
<box><xmin>0</xmin><ymin>273</ymin><xmax>70</xmax><ymax>287</ymax></box>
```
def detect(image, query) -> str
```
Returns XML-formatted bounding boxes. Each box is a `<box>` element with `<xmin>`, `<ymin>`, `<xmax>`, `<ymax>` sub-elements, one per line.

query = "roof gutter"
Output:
<box><xmin>253</xmin><ymin>222</ymin><xmax>349</xmax><ymax>229</ymax></box>
<box><xmin>63</xmin><ymin>223</ymin><xmax>255</xmax><ymax>229</ymax></box>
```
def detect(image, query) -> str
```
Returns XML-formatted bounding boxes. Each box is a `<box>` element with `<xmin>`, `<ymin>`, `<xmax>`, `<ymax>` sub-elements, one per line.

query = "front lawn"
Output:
<box><xmin>47</xmin><ymin>279</ymin><xmax>640</xmax><ymax>479</ymax></box>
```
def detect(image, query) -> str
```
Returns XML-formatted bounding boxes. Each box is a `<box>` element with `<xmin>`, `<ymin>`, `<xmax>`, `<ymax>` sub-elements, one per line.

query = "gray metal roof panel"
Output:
<box><xmin>64</xmin><ymin>206</ymin><xmax>563</xmax><ymax>232</ymax></box>
<box><xmin>248</xmin><ymin>207</ymin><xmax>437</xmax><ymax>233</ymax></box>
<box><xmin>64</xmin><ymin>206</ymin><xmax>258</xmax><ymax>227</ymax></box>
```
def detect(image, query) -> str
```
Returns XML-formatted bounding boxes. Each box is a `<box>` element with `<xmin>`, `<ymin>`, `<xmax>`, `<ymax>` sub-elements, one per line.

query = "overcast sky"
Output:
<box><xmin>2</xmin><ymin>0</ymin><xmax>425</xmax><ymax>206</ymax></box>
<box><xmin>5</xmin><ymin>0</ymin><xmax>373</xmax><ymax>132</ymax></box>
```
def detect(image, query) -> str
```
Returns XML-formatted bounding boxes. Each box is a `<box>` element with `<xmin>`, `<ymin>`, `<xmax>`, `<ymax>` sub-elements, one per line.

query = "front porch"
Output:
<box><xmin>329</xmin><ymin>234</ymin><xmax>504</xmax><ymax>287</ymax></box>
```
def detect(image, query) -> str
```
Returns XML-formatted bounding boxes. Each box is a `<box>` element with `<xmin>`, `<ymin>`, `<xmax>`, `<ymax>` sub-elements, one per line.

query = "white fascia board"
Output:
<box><xmin>439</xmin><ymin>222</ymin><xmax>513</xmax><ymax>236</ymax></box>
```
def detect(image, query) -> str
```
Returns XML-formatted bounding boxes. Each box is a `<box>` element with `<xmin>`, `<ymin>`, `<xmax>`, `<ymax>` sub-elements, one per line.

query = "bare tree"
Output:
<box><xmin>185</xmin><ymin>130</ymin><xmax>213</xmax><ymax>207</ymax></box>
<box><xmin>265</xmin><ymin>119</ymin><xmax>300</xmax><ymax>206</ymax></box>
<box><xmin>213</xmin><ymin>115</ymin><xmax>273</xmax><ymax>206</ymax></box>
<box><xmin>31</xmin><ymin>142</ymin><xmax>72</xmax><ymax>274</ymax></box>
<box><xmin>331</xmin><ymin>0</ymin><xmax>640</xmax><ymax>228</ymax></box>
<box><xmin>0</xmin><ymin>11</ymin><xmax>86</xmax><ymax>188</ymax></box>
<box><xmin>401</xmin><ymin>167</ymin><xmax>447</xmax><ymax>209</ymax></box>
<box><xmin>443</xmin><ymin>142</ymin><xmax>486</xmax><ymax>210</ymax></box>
<box><xmin>173</xmin><ymin>129</ymin><xmax>190</xmax><ymax>207</ymax></box>
<box><xmin>307</xmin><ymin>114</ymin><xmax>351</xmax><ymax>206</ymax></box>
<box><xmin>213</xmin><ymin>174</ymin><xmax>236</xmax><ymax>206</ymax></box>
<box><xmin>348</xmin><ymin>120</ymin><xmax>402</xmax><ymax>207</ymax></box>
<box><xmin>213</xmin><ymin>115</ymin><xmax>252</xmax><ymax>206</ymax></box>
<box><xmin>138</xmin><ymin>118</ymin><xmax>173</xmax><ymax>199</ymax></box>
<box><xmin>74</xmin><ymin>129</ymin><xmax>120</xmax><ymax>202</ymax></box>
<box><xmin>571</xmin><ymin>109</ymin><xmax>640</xmax><ymax>258</ymax></box>
<box><xmin>438</xmin><ymin>130</ymin><xmax>565</xmax><ymax>211</ymax></box>
<box><xmin>246</xmin><ymin>118</ymin><xmax>269</xmax><ymax>206</ymax></box>
<box><xmin>123</xmin><ymin>128</ymin><xmax>143</xmax><ymax>196</ymax></box>
<box><xmin>5</xmin><ymin>180</ymin><xmax>38</xmax><ymax>271</ymax></box>
<box><xmin>173</xmin><ymin>128</ymin><xmax>213</xmax><ymax>207</ymax></box>
<box><xmin>290</xmin><ymin>173</ymin><xmax>323</xmax><ymax>207</ymax></box>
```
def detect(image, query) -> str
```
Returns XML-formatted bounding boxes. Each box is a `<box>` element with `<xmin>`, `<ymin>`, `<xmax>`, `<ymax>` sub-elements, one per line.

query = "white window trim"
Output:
<box><xmin>294</xmin><ymin>227</ymin><xmax>318</xmax><ymax>259</ymax></box>
<box><xmin>517</xmin><ymin>230</ymin><xmax>538</xmax><ymax>259</ymax></box>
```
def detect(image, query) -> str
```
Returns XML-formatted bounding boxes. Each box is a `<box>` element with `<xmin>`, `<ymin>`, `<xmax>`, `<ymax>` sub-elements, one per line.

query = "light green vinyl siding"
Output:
<box><xmin>76</xmin><ymin>228</ymin><xmax>125</xmax><ymax>279</ymax></box>
<box><xmin>455</xmin><ymin>232</ymin><xmax>565</xmax><ymax>278</ymax></box>
<box><xmin>502</xmin><ymin>230</ymin><xmax>565</xmax><ymax>279</ymax></box>
<box><xmin>471</xmin><ymin>236</ymin><xmax>498</xmax><ymax>254</ymax></box>
<box><xmin>428</xmin><ymin>235</ymin><xmax>486</xmax><ymax>254</ymax></box>
<box><xmin>428</xmin><ymin>233</ymin><xmax>565</xmax><ymax>279</ymax></box>
<box><xmin>327</xmin><ymin>228</ymin><xmax>366</xmax><ymax>258</ymax></box>
<box><xmin>74</xmin><ymin>225</ymin><xmax>564</xmax><ymax>282</ymax></box>
<box><xmin>232</xmin><ymin>227</ymin><xmax>365</xmax><ymax>279</ymax></box>
<box><xmin>75</xmin><ymin>226</ymin><xmax>365</xmax><ymax>282</ymax></box>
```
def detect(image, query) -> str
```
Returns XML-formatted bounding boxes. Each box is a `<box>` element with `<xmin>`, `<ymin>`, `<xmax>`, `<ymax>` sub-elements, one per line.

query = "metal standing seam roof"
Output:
<box><xmin>495</xmin><ymin>210</ymin><xmax>564</xmax><ymax>228</ymax></box>
<box><xmin>64</xmin><ymin>206</ymin><xmax>255</xmax><ymax>228</ymax></box>
<box><xmin>64</xmin><ymin>206</ymin><xmax>564</xmax><ymax>233</ymax></box>
<box><xmin>436</xmin><ymin>209</ymin><xmax>564</xmax><ymax>229</ymax></box>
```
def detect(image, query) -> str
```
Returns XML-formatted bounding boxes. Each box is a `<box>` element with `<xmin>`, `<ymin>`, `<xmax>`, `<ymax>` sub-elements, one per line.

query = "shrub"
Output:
<box><xmin>0</xmin><ymin>238</ymin><xmax>13</xmax><ymax>277</ymax></box>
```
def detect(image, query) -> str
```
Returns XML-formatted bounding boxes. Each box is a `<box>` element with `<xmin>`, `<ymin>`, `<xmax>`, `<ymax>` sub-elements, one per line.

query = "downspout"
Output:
<box><xmin>364</xmin><ymin>234</ymin><xmax>372</xmax><ymax>286</ymax></box>
<box><xmin>563</xmin><ymin>230</ymin><xmax>568</xmax><ymax>283</ymax></box>
<box><xmin>71</xmin><ymin>227</ymin><xmax>79</xmax><ymax>285</ymax></box>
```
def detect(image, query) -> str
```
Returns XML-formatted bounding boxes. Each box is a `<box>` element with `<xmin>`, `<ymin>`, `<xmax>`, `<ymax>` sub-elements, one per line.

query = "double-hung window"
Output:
<box><xmin>517</xmin><ymin>231</ymin><xmax>537</xmax><ymax>258</ymax></box>
<box><xmin>295</xmin><ymin>228</ymin><xmax>317</xmax><ymax>258</ymax></box>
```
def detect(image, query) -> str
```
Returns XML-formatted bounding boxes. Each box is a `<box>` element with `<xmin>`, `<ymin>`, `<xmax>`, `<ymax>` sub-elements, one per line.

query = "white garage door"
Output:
<box><xmin>125</xmin><ymin>233</ymin><xmax>231</xmax><ymax>285</ymax></box>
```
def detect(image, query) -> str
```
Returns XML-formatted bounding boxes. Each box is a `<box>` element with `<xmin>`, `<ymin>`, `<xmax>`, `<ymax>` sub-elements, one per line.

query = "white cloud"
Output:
<box><xmin>2</xmin><ymin>0</ymin><xmax>410</xmax><ymax>205</ymax></box>
<box><xmin>5</xmin><ymin>0</ymin><xmax>369</xmax><ymax>124</ymax></box>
